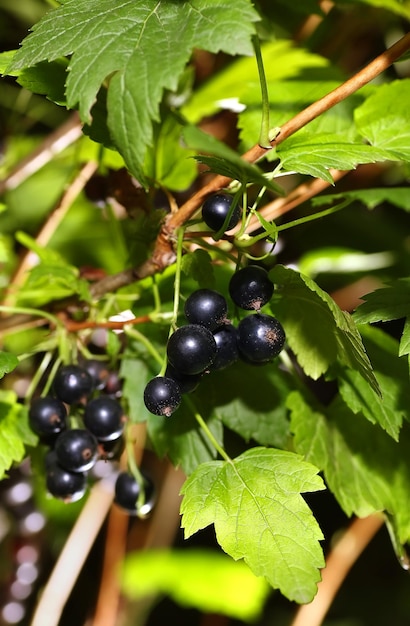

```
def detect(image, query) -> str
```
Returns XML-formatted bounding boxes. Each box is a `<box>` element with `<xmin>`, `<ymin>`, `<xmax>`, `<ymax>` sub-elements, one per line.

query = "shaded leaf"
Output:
<box><xmin>312</xmin><ymin>187</ymin><xmax>410</xmax><ymax>211</ymax></box>
<box><xmin>0</xmin><ymin>391</ymin><xmax>37</xmax><ymax>479</ymax></box>
<box><xmin>181</xmin><ymin>447</ymin><xmax>325</xmax><ymax>603</ymax></box>
<box><xmin>0</xmin><ymin>352</ymin><xmax>19</xmax><ymax>379</ymax></box>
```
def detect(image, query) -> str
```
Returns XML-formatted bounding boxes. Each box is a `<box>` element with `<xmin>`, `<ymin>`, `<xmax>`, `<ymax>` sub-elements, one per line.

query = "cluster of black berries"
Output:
<box><xmin>28</xmin><ymin>362</ymin><xmax>154</xmax><ymax>516</ymax></box>
<box><xmin>143</xmin><ymin>263</ymin><xmax>286</xmax><ymax>418</ymax></box>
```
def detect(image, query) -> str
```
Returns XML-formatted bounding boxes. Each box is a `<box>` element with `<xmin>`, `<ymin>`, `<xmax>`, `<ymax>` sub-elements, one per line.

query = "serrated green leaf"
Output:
<box><xmin>0</xmin><ymin>352</ymin><xmax>19</xmax><ymax>379</ymax></box>
<box><xmin>298</xmin><ymin>247</ymin><xmax>394</xmax><ymax>278</ymax></box>
<box><xmin>338</xmin><ymin>326</ymin><xmax>410</xmax><ymax>440</ymax></box>
<box><xmin>8</xmin><ymin>0</ymin><xmax>259</xmax><ymax>185</ymax></box>
<box><xmin>270</xmin><ymin>265</ymin><xmax>379</xmax><ymax>393</ymax></box>
<box><xmin>0</xmin><ymin>390</ymin><xmax>37</xmax><ymax>479</ymax></box>
<box><xmin>288</xmin><ymin>391</ymin><xmax>410</xmax><ymax>543</ymax></box>
<box><xmin>277</xmin><ymin>132</ymin><xmax>391</xmax><ymax>182</ymax></box>
<box><xmin>181</xmin><ymin>249</ymin><xmax>215</xmax><ymax>289</ymax></box>
<box><xmin>122</xmin><ymin>549</ymin><xmax>270</xmax><ymax>622</ymax></box>
<box><xmin>355</xmin><ymin>80</ymin><xmax>410</xmax><ymax>161</ymax></box>
<box><xmin>353</xmin><ymin>278</ymin><xmax>410</xmax><ymax>327</ymax></box>
<box><xmin>312</xmin><ymin>187</ymin><xmax>410</xmax><ymax>211</ymax></box>
<box><xmin>17</xmin><ymin>59</ymin><xmax>68</xmax><ymax>106</ymax></box>
<box><xmin>195</xmin><ymin>361</ymin><xmax>292</xmax><ymax>449</ymax></box>
<box><xmin>147</xmin><ymin>401</ymin><xmax>224</xmax><ymax>476</ymax></box>
<box><xmin>17</xmin><ymin>264</ymin><xmax>91</xmax><ymax>307</ymax></box>
<box><xmin>183</xmin><ymin>125</ymin><xmax>283</xmax><ymax>192</ymax></box>
<box><xmin>180</xmin><ymin>447</ymin><xmax>325</xmax><ymax>603</ymax></box>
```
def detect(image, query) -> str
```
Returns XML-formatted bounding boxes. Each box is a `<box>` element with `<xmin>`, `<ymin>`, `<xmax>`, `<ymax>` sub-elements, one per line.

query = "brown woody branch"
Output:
<box><xmin>89</xmin><ymin>30</ymin><xmax>410</xmax><ymax>299</ymax></box>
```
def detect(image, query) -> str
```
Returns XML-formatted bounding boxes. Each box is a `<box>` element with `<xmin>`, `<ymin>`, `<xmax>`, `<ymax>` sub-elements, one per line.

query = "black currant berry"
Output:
<box><xmin>211</xmin><ymin>324</ymin><xmax>239</xmax><ymax>370</ymax></box>
<box><xmin>237</xmin><ymin>313</ymin><xmax>285</xmax><ymax>364</ymax></box>
<box><xmin>184</xmin><ymin>289</ymin><xmax>228</xmax><ymax>331</ymax></box>
<box><xmin>166</xmin><ymin>324</ymin><xmax>217</xmax><ymax>375</ymax></box>
<box><xmin>82</xmin><ymin>359</ymin><xmax>110</xmax><ymax>391</ymax></box>
<box><xmin>99</xmin><ymin>435</ymin><xmax>125</xmax><ymax>461</ymax></box>
<box><xmin>201</xmin><ymin>193</ymin><xmax>240</xmax><ymax>232</ymax></box>
<box><xmin>53</xmin><ymin>365</ymin><xmax>93</xmax><ymax>404</ymax></box>
<box><xmin>165</xmin><ymin>363</ymin><xmax>202</xmax><ymax>394</ymax></box>
<box><xmin>45</xmin><ymin>460</ymin><xmax>87</xmax><ymax>503</ymax></box>
<box><xmin>83</xmin><ymin>396</ymin><xmax>125</xmax><ymax>441</ymax></box>
<box><xmin>55</xmin><ymin>428</ymin><xmax>99</xmax><ymax>472</ymax></box>
<box><xmin>229</xmin><ymin>265</ymin><xmax>274</xmax><ymax>311</ymax></box>
<box><xmin>143</xmin><ymin>376</ymin><xmax>181</xmax><ymax>417</ymax></box>
<box><xmin>114</xmin><ymin>471</ymin><xmax>155</xmax><ymax>516</ymax></box>
<box><xmin>28</xmin><ymin>396</ymin><xmax>68</xmax><ymax>438</ymax></box>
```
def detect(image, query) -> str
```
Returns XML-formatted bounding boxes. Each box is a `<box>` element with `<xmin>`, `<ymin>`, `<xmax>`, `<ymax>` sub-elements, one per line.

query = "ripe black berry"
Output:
<box><xmin>55</xmin><ymin>428</ymin><xmax>99</xmax><ymax>472</ymax></box>
<box><xmin>114</xmin><ymin>471</ymin><xmax>155</xmax><ymax>516</ymax></box>
<box><xmin>99</xmin><ymin>435</ymin><xmax>125</xmax><ymax>461</ymax></box>
<box><xmin>229</xmin><ymin>265</ymin><xmax>274</xmax><ymax>311</ymax></box>
<box><xmin>201</xmin><ymin>193</ymin><xmax>240</xmax><ymax>232</ymax></box>
<box><xmin>165</xmin><ymin>363</ymin><xmax>202</xmax><ymax>394</ymax></box>
<box><xmin>83</xmin><ymin>396</ymin><xmax>125</xmax><ymax>441</ymax></box>
<box><xmin>237</xmin><ymin>313</ymin><xmax>285</xmax><ymax>364</ymax></box>
<box><xmin>143</xmin><ymin>376</ymin><xmax>181</xmax><ymax>417</ymax></box>
<box><xmin>211</xmin><ymin>324</ymin><xmax>239</xmax><ymax>370</ymax></box>
<box><xmin>45</xmin><ymin>460</ymin><xmax>87</xmax><ymax>503</ymax></box>
<box><xmin>184</xmin><ymin>289</ymin><xmax>228</xmax><ymax>330</ymax></box>
<box><xmin>167</xmin><ymin>324</ymin><xmax>217</xmax><ymax>375</ymax></box>
<box><xmin>53</xmin><ymin>365</ymin><xmax>93</xmax><ymax>404</ymax></box>
<box><xmin>82</xmin><ymin>359</ymin><xmax>110</xmax><ymax>391</ymax></box>
<box><xmin>28</xmin><ymin>396</ymin><xmax>68</xmax><ymax>438</ymax></box>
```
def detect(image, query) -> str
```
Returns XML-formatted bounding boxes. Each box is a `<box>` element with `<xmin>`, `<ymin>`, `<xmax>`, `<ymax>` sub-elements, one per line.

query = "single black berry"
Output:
<box><xmin>201</xmin><ymin>193</ymin><xmax>240</xmax><ymax>232</ymax></box>
<box><xmin>184</xmin><ymin>289</ymin><xmax>228</xmax><ymax>330</ymax></box>
<box><xmin>53</xmin><ymin>365</ymin><xmax>93</xmax><ymax>404</ymax></box>
<box><xmin>99</xmin><ymin>436</ymin><xmax>125</xmax><ymax>461</ymax></box>
<box><xmin>237</xmin><ymin>313</ymin><xmax>285</xmax><ymax>364</ymax></box>
<box><xmin>55</xmin><ymin>428</ymin><xmax>99</xmax><ymax>472</ymax></box>
<box><xmin>167</xmin><ymin>324</ymin><xmax>217</xmax><ymax>375</ymax></box>
<box><xmin>82</xmin><ymin>359</ymin><xmax>110</xmax><ymax>391</ymax></box>
<box><xmin>83</xmin><ymin>396</ymin><xmax>125</xmax><ymax>441</ymax></box>
<box><xmin>165</xmin><ymin>363</ymin><xmax>202</xmax><ymax>394</ymax></box>
<box><xmin>45</xmin><ymin>460</ymin><xmax>87</xmax><ymax>503</ymax></box>
<box><xmin>211</xmin><ymin>324</ymin><xmax>239</xmax><ymax>370</ymax></box>
<box><xmin>143</xmin><ymin>376</ymin><xmax>182</xmax><ymax>417</ymax></box>
<box><xmin>114</xmin><ymin>471</ymin><xmax>155</xmax><ymax>516</ymax></box>
<box><xmin>229</xmin><ymin>265</ymin><xmax>274</xmax><ymax>311</ymax></box>
<box><xmin>28</xmin><ymin>396</ymin><xmax>68</xmax><ymax>438</ymax></box>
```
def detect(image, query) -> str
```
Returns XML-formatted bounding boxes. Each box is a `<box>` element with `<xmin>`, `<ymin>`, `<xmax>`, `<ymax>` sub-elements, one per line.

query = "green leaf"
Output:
<box><xmin>17</xmin><ymin>263</ymin><xmax>91</xmax><ymax>307</ymax></box>
<box><xmin>355</xmin><ymin>80</ymin><xmax>410</xmax><ymax>161</ymax></box>
<box><xmin>8</xmin><ymin>0</ymin><xmax>259</xmax><ymax>185</ymax></box>
<box><xmin>298</xmin><ymin>247</ymin><xmax>394</xmax><ymax>278</ymax></box>
<box><xmin>334</xmin><ymin>0</ymin><xmax>410</xmax><ymax>19</ymax></box>
<box><xmin>0</xmin><ymin>390</ymin><xmax>37</xmax><ymax>479</ymax></box>
<box><xmin>277</xmin><ymin>132</ymin><xmax>391</xmax><ymax>183</ymax></box>
<box><xmin>0</xmin><ymin>352</ymin><xmax>19</xmax><ymax>379</ymax></box>
<box><xmin>181</xmin><ymin>249</ymin><xmax>215</xmax><ymax>289</ymax></box>
<box><xmin>17</xmin><ymin>59</ymin><xmax>68</xmax><ymax>106</ymax></box>
<box><xmin>269</xmin><ymin>265</ymin><xmax>379</xmax><ymax>392</ymax></box>
<box><xmin>122</xmin><ymin>549</ymin><xmax>270</xmax><ymax>622</ymax></box>
<box><xmin>183</xmin><ymin>125</ymin><xmax>283</xmax><ymax>192</ymax></box>
<box><xmin>288</xmin><ymin>391</ymin><xmax>410</xmax><ymax>543</ymax></box>
<box><xmin>312</xmin><ymin>187</ymin><xmax>410</xmax><ymax>211</ymax></box>
<box><xmin>180</xmin><ymin>447</ymin><xmax>325</xmax><ymax>603</ymax></box>
<box><xmin>182</xmin><ymin>40</ymin><xmax>330</xmax><ymax>124</ymax></box>
<box><xmin>338</xmin><ymin>326</ymin><xmax>410</xmax><ymax>440</ymax></box>
<box><xmin>147</xmin><ymin>401</ymin><xmax>224</xmax><ymax>476</ymax></box>
<box><xmin>196</xmin><ymin>361</ymin><xmax>292</xmax><ymax>449</ymax></box>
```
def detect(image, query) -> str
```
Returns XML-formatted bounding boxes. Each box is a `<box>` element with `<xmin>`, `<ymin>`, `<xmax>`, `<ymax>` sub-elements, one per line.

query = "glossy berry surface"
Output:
<box><xmin>114</xmin><ymin>471</ymin><xmax>155</xmax><ymax>516</ymax></box>
<box><xmin>167</xmin><ymin>324</ymin><xmax>217</xmax><ymax>375</ymax></box>
<box><xmin>229</xmin><ymin>265</ymin><xmax>274</xmax><ymax>311</ymax></box>
<box><xmin>184</xmin><ymin>289</ymin><xmax>228</xmax><ymax>330</ymax></box>
<box><xmin>53</xmin><ymin>365</ymin><xmax>93</xmax><ymax>404</ymax></box>
<box><xmin>143</xmin><ymin>376</ymin><xmax>181</xmax><ymax>417</ymax></box>
<box><xmin>99</xmin><ymin>435</ymin><xmax>125</xmax><ymax>461</ymax></box>
<box><xmin>55</xmin><ymin>428</ymin><xmax>99</xmax><ymax>472</ymax></box>
<box><xmin>28</xmin><ymin>396</ymin><xmax>68</xmax><ymax>438</ymax></box>
<box><xmin>83</xmin><ymin>396</ymin><xmax>125</xmax><ymax>441</ymax></box>
<box><xmin>46</xmin><ymin>460</ymin><xmax>87</xmax><ymax>503</ymax></box>
<box><xmin>237</xmin><ymin>314</ymin><xmax>285</xmax><ymax>364</ymax></box>
<box><xmin>82</xmin><ymin>359</ymin><xmax>110</xmax><ymax>390</ymax></box>
<box><xmin>165</xmin><ymin>363</ymin><xmax>202</xmax><ymax>394</ymax></box>
<box><xmin>211</xmin><ymin>324</ymin><xmax>239</xmax><ymax>370</ymax></box>
<box><xmin>201</xmin><ymin>193</ymin><xmax>240</xmax><ymax>232</ymax></box>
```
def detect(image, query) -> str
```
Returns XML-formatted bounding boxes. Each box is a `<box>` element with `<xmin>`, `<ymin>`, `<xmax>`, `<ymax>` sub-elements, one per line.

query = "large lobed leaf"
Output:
<box><xmin>269</xmin><ymin>265</ymin><xmax>379</xmax><ymax>392</ymax></box>
<box><xmin>0</xmin><ymin>391</ymin><xmax>37</xmax><ymax>479</ymax></box>
<box><xmin>288</xmin><ymin>391</ymin><xmax>410</xmax><ymax>544</ymax></box>
<box><xmin>8</xmin><ymin>0</ymin><xmax>259</xmax><ymax>185</ymax></box>
<box><xmin>181</xmin><ymin>447</ymin><xmax>325</xmax><ymax>603</ymax></box>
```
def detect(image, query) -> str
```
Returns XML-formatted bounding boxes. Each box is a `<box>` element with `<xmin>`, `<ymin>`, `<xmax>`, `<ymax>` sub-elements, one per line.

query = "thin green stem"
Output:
<box><xmin>124</xmin><ymin>326</ymin><xmax>163</xmax><ymax>366</ymax></box>
<box><xmin>252</xmin><ymin>35</ymin><xmax>271</xmax><ymax>149</ymax></box>
<box><xmin>151</xmin><ymin>274</ymin><xmax>161</xmax><ymax>315</ymax></box>
<box><xmin>0</xmin><ymin>305</ymin><xmax>62</xmax><ymax>328</ymax></box>
<box><xmin>41</xmin><ymin>355</ymin><xmax>62</xmax><ymax>397</ymax></box>
<box><xmin>184</xmin><ymin>396</ymin><xmax>231</xmax><ymax>463</ymax></box>
<box><xmin>24</xmin><ymin>351</ymin><xmax>53</xmax><ymax>404</ymax></box>
<box><xmin>170</xmin><ymin>227</ymin><xmax>185</xmax><ymax>330</ymax></box>
<box><xmin>276</xmin><ymin>200</ymin><xmax>352</xmax><ymax>233</ymax></box>
<box><xmin>125</xmin><ymin>424</ymin><xmax>148</xmax><ymax>512</ymax></box>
